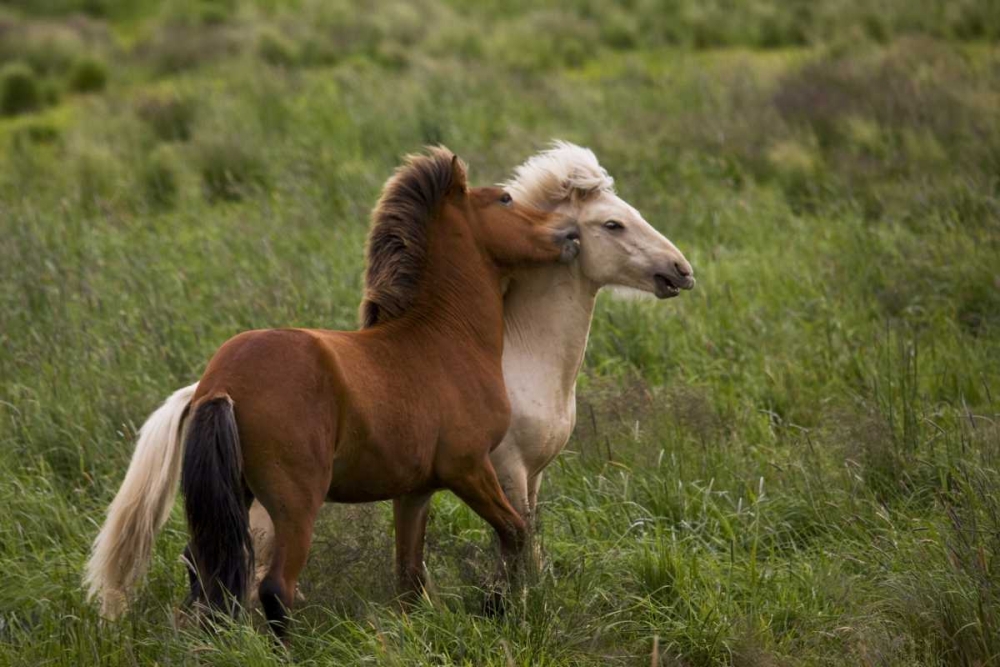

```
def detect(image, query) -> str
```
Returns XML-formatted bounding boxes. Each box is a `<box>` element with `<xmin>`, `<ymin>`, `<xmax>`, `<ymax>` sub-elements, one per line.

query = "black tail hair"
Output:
<box><xmin>180</xmin><ymin>396</ymin><xmax>253</xmax><ymax>616</ymax></box>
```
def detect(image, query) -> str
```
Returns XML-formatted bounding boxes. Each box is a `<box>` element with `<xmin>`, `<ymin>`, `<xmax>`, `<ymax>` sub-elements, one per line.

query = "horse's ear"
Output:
<box><xmin>449</xmin><ymin>155</ymin><xmax>468</xmax><ymax>197</ymax></box>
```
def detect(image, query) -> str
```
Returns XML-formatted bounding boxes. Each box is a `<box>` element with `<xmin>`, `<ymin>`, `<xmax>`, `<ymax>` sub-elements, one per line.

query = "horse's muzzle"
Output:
<box><xmin>556</xmin><ymin>227</ymin><xmax>581</xmax><ymax>264</ymax></box>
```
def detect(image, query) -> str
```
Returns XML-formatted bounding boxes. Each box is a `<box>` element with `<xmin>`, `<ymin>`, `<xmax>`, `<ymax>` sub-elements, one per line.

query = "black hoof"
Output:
<box><xmin>482</xmin><ymin>589</ymin><xmax>507</xmax><ymax>618</ymax></box>
<box><xmin>258</xmin><ymin>578</ymin><xmax>290</xmax><ymax>639</ymax></box>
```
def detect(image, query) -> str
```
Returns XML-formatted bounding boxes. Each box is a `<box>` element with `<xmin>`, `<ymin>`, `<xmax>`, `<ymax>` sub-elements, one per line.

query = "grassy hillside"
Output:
<box><xmin>0</xmin><ymin>1</ymin><xmax>998</xmax><ymax>664</ymax></box>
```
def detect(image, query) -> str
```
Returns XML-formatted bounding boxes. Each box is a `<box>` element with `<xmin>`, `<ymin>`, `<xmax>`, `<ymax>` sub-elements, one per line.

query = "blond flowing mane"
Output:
<box><xmin>503</xmin><ymin>140</ymin><xmax>615</xmax><ymax>209</ymax></box>
<box><xmin>360</xmin><ymin>146</ymin><xmax>464</xmax><ymax>328</ymax></box>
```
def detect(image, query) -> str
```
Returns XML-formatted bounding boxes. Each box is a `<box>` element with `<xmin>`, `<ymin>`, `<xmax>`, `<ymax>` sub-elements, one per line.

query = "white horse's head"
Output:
<box><xmin>505</xmin><ymin>141</ymin><xmax>694</xmax><ymax>298</ymax></box>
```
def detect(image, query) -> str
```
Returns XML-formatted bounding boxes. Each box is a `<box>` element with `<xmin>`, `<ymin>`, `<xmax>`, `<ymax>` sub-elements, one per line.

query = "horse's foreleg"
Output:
<box><xmin>446</xmin><ymin>458</ymin><xmax>528</xmax><ymax>615</ymax></box>
<box><xmin>392</xmin><ymin>490</ymin><xmax>434</xmax><ymax>601</ymax></box>
<box><xmin>495</xmin><ymin>461</ymin><xmax>545</xmax><ymax>575</ymax></box>
<box><xmin>495</xmin><ymin>462</ymin><xmax>530</xmax><ymax>525</ymax></box>
<box><xmin>248</xmin><ymin>501</ymin><xmax>276</xmax><ymax>604</ymax></box>
<box><xmin>526</xmin><ymin>471</ymin><xmax>545</xmax><ymax>570</ymax></box>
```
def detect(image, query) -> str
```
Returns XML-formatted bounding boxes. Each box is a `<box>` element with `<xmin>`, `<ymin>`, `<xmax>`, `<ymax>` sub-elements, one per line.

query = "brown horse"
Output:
<box><xmin>179</xmin><ymin>147</ymin><xmax>579</xmax><ymax>636</ymax></box>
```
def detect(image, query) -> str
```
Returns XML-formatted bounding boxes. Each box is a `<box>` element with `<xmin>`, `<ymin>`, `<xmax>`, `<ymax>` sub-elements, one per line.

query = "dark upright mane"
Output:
<box><xmin>360</xmin><ymin>146</ymin><xmax>462</xmax><ymax>328</ymax></box>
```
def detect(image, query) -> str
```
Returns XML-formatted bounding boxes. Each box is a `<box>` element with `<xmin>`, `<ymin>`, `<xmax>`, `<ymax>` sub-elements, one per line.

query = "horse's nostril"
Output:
<box><xmin>674</xmin><ymin>261</ymin><xmax>691</xmax><ymax>277</ymax></box>
<box><xmin>566</xmin><ymin>230</ymin><xmax>580</xmax><ymax>241</ymax></box>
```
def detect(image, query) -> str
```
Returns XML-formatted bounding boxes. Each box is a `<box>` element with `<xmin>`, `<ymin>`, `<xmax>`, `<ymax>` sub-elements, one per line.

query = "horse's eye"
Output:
<box><xmin>499</xmin><ymin>193</ymin><xmax>513</xmax><ymax>206</ymax></box>
<box><xmin>603</xmin><ymin>220</ymin><xmax>624</xmax><ymax>231</ymax></box>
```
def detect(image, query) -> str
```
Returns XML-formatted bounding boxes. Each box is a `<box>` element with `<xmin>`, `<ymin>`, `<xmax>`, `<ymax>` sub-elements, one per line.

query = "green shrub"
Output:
<box><xmin>0</xmin><ymin>62</ymin><xmax>41</xmax><ymax>116</ymax></box>
<box><xmin>67</xmin><ymin>55</ymin><xmax>108</xmax><ymax>93</ymax></box>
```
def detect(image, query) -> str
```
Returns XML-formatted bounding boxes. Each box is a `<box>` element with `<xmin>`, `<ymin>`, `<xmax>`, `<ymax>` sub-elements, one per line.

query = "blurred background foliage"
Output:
<box><xmin>0</xmin><ymin>0</ymin><xmax>998</xmax><ymax>664</ymax></box>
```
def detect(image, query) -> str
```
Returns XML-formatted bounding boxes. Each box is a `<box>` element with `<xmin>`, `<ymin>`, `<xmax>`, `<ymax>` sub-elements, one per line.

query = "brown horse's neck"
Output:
<box><xmin>399</xmin><ymin>204</ymin><xmax>504</xmax><ymax>356</ymax></box>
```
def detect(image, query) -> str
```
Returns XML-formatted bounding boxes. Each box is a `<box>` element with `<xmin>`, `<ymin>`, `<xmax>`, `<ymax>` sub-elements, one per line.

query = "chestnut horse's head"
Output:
<box><xmin>361</xmin><ymin>146</ymin><xmax>578</xmax><ymax>328</ymax></box>
<box><xmin>446</xmin><ymin>153</ymin><xmax>580</xmax><ymax>270</ymax></box>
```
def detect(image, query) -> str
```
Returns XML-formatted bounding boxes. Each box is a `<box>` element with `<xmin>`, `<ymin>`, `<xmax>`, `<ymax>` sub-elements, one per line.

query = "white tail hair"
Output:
<box><xmin>84</xmin><ymin>383</ymin><xmax>197</xmax><ymax>618</ymax></box>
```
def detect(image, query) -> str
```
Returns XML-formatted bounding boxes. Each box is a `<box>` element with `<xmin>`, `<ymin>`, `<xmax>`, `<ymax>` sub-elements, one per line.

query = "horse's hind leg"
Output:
<box><xmin>445</xmin><ymin>458</ymin><xmax>528</xmax><ymax>614</ymax></box>
<box><xmin>256</xmin><ymin>501</ymin><xmax>321</xmax><ymax>639</ymax></box>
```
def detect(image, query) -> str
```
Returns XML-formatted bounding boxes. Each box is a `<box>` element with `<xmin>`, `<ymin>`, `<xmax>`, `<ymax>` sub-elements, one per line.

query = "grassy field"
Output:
<box><xmin>1</xmin><ymin>1</ymin><xmax>999</xmax><ymax>664</ymax></box>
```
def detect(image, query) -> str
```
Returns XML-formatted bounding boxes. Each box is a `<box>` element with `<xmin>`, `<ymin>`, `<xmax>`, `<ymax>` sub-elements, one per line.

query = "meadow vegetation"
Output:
<box><xmin>0</xmin><ymin>1</ymin><xmax>998</xmax><ymax>664</ymax></box>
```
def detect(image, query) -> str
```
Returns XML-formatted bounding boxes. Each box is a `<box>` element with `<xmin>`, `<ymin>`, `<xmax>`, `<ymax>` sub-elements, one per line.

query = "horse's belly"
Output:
<box><xmin>325</xmin><ymin>422</ymin><xmax>437</xmax><ymax>502</ymax></box>
<box><xmin>325</xmin><ymin>465</ymin><xmax>433</xmax><ymax>502</ymax></box>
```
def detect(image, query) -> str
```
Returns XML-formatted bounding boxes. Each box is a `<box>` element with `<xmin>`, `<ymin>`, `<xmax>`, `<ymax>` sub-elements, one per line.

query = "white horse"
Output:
<box><xmin>85</xmin><ymin>142</ymin><xmax>694</xmax><ymax>618</ymax></box>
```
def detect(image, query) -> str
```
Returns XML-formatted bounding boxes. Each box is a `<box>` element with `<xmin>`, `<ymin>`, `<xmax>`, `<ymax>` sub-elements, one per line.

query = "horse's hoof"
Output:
<box><xmin>482</xmin><ymin>589</ymin><xmax>506</xmax><ymax>618</ymax></box>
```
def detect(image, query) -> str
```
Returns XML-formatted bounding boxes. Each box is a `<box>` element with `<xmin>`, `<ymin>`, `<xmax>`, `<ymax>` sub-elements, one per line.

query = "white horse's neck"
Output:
<box><xmin>501</xmin><ymin>262</ymin><xmax>599</xmax><ymax>402</ymax></box>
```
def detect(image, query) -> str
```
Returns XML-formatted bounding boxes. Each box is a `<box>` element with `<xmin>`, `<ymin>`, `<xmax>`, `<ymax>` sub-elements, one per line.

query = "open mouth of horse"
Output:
<box><xmin>653</xmin><ymin>273</ymin><xmax>693</xmax><ymax>299</ymax></box>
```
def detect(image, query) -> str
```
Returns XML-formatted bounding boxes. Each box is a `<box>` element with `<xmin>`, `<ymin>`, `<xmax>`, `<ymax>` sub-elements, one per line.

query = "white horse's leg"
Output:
<box><xmin>496</xmin><ymin>460</ymin><xmax>530</xmax><ymax>523</ymax></box>
<box><xmin>527</xmin><ymin>472</ymin><xmax>544</xmax><ymax>527</ymax></box>
<box><xmin>527</xmin><ymin>472</ymin><xmax>545</xmax><ymax>569</ymax></box>
<box><xmin>247</xmin><ymin>501</ymin><xmax>305</xmax><ymax>603</ymax></box>
<box><xmin>248</xmin><ymin>501</ymin><xmax>275</xmax><ymax>602</ymax></box>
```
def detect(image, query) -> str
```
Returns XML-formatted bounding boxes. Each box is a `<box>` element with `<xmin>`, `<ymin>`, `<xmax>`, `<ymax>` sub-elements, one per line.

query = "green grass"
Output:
<box><xmin>1</xmin><ymin>1</ymin><xmax>998</xmax><ymax>664</ymax></box>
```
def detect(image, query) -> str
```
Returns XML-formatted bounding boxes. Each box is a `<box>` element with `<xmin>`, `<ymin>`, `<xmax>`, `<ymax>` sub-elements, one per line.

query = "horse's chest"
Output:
<box><xmin>504</xmin><ymin>380</ymin><xmax>577</xmax><ymax>469</ymax></box>
<box><xmin>439</xmin><ymin>370</ymin><xmax>511</xmax><ymax>448</ymax></box>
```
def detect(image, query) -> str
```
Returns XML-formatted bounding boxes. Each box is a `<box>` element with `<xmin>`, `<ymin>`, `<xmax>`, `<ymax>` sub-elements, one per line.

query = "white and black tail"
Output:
<box><xmin>85</xmin><ymin>384</ymin><xmax>197</xmax><ymax>618</ymax></box>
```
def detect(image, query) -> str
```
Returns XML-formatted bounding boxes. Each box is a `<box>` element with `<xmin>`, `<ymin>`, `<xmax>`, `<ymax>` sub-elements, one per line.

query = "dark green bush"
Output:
<box><xmin>67</xmin><ymin>55</ymin><xmax>108</xmax><ymax>93</ymax></box>
<box><xmin>0</xmin><ymin>62</ymin><xmax>41</xmax><ymax>116</ymax></box>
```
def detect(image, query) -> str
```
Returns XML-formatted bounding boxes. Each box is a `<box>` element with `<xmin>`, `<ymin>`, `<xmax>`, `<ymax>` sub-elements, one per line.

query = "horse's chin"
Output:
<box><xmin>608</xmin><ymin>285</ymin><xmax>658</xmax><ymax>302</ymax></box>
<box><xmin>653</xmin><ymin>274</ymin><xmax>682</xmax><ymax>299</ymax></box>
